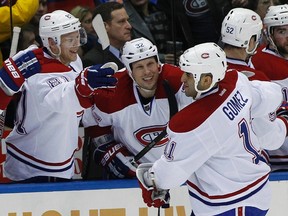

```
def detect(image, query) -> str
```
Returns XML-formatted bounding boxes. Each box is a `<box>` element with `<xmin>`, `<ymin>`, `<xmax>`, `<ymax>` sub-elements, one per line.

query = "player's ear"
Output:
<box><xmin>48</xmin><ymin>38</ymin><xmax>56</xmax><ymax>46</ymax></box>
<box><xmin>201</xmin><ymin>74</ymin><xmax>213</xmax><ymax>90</ymax></box>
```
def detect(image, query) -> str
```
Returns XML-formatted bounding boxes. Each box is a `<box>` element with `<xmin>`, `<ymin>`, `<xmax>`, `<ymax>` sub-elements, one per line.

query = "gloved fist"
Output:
<box><xmin>136</xmin><ymin>163</ymin><xmax>170</xmax><ymax>208</ymax></box>
<box><xmin>94</xmin><ymin>142</ymin><xmax>137</xmax><ymax>178</ymax></box>
<box><xmin>75</xmin><ymin>64</ymin><xmax>117</xmax><ymax>98</ymax></box>
<box><xmin>0</xmin><ymin>45</ymin><xmax>42</xmax><ymax>95</ymax></box>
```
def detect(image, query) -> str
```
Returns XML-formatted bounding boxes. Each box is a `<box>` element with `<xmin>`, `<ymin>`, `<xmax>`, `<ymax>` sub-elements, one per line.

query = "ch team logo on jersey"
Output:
<box><xmin>134</xmin><ymin>125</ymin><xmax>169</xmax><ymax>147</ymax></box>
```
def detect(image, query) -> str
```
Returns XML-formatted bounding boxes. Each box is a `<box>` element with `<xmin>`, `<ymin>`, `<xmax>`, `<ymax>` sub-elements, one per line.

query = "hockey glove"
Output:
<box><xmin>0</xmin><ymin>45</ymin><xmax>42</xmax><ymax>95</ymax></box>
<box><xmin>94</xmin><ymin>142</ymin><xmax>137</xmax><ymax>178</ymax></box>
<box><xmin>276</xmin><ymin>101</ymin><xmax>288</xmax><ymax>136</ymax></box>
<box><xmin>136</xmin><ymin>163</ymin><xmax>170</xmax><ymax>208</ymax></box>
<box><xmin>276</xmin><ymin>101</ymin><xmax>288</xmax><ymax>120</ymax></box>
<box><xmin>75</xmin><ymin>64</ymin><xmax>117</xmax><ymax>98</ymax></box>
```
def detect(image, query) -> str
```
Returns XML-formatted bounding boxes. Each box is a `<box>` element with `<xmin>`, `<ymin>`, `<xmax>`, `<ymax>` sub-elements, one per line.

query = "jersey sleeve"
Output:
<box><xmin>252</xmin><ymin>115</ymin><xmax>286</xmax><ymax>150</ymax></box>
<box><xmin>82</xmin><ymin>104</ymin><xmax>113</xmax><ymax>128</ymax></box>
<box><xmin>82</xmin><ymin>106</ymin><xmax>99</xmax><ymax>128</ymax></box>
<box><xmin>249</xmin><ymin>78</ymin><xmax>283</xmax><ymax>118</ymax></box>
<box><xmin>151</xmin><ymin>125</ymin><xmax>218</xmax><ymax>189</ymax></box>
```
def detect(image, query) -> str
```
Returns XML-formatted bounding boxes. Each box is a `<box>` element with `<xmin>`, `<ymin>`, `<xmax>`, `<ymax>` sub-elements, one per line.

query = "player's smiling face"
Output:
<box><xmin>131</xmin><ymin>57</ymin><xmax>160</xmax><ymax>95</ymax></box>
<box><xmin>59</xmin><ymin>31</ymin><xmax>81</xmax><ymax>65</ymax></box>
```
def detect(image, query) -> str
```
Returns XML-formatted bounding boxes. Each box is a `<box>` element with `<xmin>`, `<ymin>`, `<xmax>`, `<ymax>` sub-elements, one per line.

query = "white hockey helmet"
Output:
<box><xmin>39</xmin><ymin>10</ymin><xmax>87</xmax><ymax>49</ymax></box>
<box><xmin>179</xmin><ymin>42</ymin><xmax>227</xmax><ymax>94</ymax></box>
<box><xmin>121</xmin><ymin>37</ymin><xmax>160</xmax><ymax>77</ymax></box>
<box><xmin>264</xmin><ymin>4</ymin><xmax>288</xmax><ymax>37</ymax></box>
<box><xmin>221</xmin><ymin>8</ymin><xmax>262</xmax><ymax>53</ymax></box>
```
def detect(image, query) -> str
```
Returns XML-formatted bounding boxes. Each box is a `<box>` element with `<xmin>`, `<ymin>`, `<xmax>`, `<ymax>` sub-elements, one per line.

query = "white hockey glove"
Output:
<box><xmin>94</xmin><ymin>142</ymin><xmax>138</xmax><ymax>178</ymax></box>
<box><xmin>136</xmin><ymin>163</ymin><xmax>170</xmax><ymax>208</ymax></box>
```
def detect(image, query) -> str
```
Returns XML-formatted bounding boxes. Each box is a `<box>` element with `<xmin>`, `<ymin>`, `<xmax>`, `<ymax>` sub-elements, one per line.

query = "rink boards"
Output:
<box><xmin>0</xmin><ymin>173</ymin><xmax>287</xmax><ymax>216</ymax></box>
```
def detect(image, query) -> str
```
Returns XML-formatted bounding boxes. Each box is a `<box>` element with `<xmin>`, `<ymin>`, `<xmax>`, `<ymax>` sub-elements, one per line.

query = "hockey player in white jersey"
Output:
<box><xmin>251</xmin><ymin>4</ymin><xmax>288</xmax><ymax>172</ymax></box>
<box><xmin>0</xmin><ymin>10</ymin><xmax>117</xmax><ymax>182</ymax></box>
<box><xmin>136</xmin><ymin>43</ymin><xmax>287</xmax><ymax>216</ymax></box>
<box><xmin>221</xmin><ymin>7</ymin><xmax>270</xmax><ymax>81</ymax></box>
<box><xmin>81</xmin><ymin>37</ymin><xmax>192</xmax><ymax>179</ymax></box>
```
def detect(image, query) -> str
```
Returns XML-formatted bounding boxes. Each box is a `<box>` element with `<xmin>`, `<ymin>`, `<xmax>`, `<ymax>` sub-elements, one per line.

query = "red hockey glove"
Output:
<box><xmin>276</xmin><ymin>101</ymin><xmax>288</xmax><ymax>136</ymax></box>
<box><xmin>136</xmin><ymin>163</ymin><xmax>170</xmax><ymax>208</ymax></box>
<box><xmin>75</xmin><ymin>64</ymin><xmax>117</xmax><ymax>97</ymax></box>
<box><xmin>94</xmin><ymin>142</ymin><xmax>137</xmax><ymax>178</ymax></box>
<box><xmin>276</xmin><ymin>101</ymin><xmax>288</xmax><ymax>120</ymax></box>
<box><xmin>0</xmin><ymin>45</ymin><xmax>42</xmax><ymax>95</ymax></box>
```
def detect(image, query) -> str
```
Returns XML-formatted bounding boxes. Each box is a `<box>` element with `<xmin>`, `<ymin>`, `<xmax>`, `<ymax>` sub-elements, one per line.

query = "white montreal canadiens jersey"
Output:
<box><xmin>82</xmin><ymin>64</ymin><xmax>193</xmax><ymax>163</ymax></box>
<box><xmin>4</xmin><ymin>52</ymin><xmax>84</xmax><ymax>181</ymax></box>
<box><xmin>152</xmin><ymin>70</ymin><xmax>286</xmax><ymax>215</ymax></box>
<box><xmin>252</xmin><ymin>46</ymin><xmax>288</xmax><ymax>171</ymax></box>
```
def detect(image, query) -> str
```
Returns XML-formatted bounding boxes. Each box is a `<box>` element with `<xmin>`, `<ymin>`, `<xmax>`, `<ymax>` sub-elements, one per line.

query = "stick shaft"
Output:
<box><xmin>133</xmin><ymin>129</ymin><xmax>167</xmax><ymax>162</ymax></box>
<box><xmin>10</xmin><ymin>26</ymin><xmax>21</xmax><ymax>57</ymax></box>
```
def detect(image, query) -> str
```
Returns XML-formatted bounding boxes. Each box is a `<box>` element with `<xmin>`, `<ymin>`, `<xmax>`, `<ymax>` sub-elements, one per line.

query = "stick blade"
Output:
<box><xmin>92</xmin><ymin>14</ymin><xmax>109</xmax><ymax>50</ymax></box>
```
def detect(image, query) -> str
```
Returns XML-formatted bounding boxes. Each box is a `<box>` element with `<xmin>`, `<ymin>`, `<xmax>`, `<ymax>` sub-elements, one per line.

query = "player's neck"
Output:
<box><xmin>137</xmin><ymin>86</ymin><xmax>156</xmax><ymax>98</ymax></box>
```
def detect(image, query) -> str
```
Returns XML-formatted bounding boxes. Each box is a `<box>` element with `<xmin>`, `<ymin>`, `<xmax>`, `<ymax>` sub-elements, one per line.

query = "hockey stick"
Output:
<box><xmin>0</xmin><ymin>26</ymin><xmax>21</xmax><ymax>142</ymax></box>
<box><xmin>92</xmin><ymin>14</ymin><xmax>117</xmax><ymax>71</ymax></box>
<box><xmin>92</xmin><ymin>14</ymin><xmax>109</xmax><ymax>50</ymax></box>
<box><xmin>81</xmin><ymin>14</ymin><xmax>115</xmax><ymax>179</ymax></box>
<box><xmin>132</xmin><ymin>129</ymin><xmax>167</xmax><ymax>163</ymax></box>
<box><xmin>9</xmin><ymin>26</ymin><xmax>21</xmax><ymax>57</ymax></box>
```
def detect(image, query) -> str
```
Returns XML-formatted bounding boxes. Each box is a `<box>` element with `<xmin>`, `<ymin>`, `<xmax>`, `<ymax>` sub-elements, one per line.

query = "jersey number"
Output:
<box><xmin>238</xmin><ymin>119</ymin><xmax>263</xmax><ymax>164</ymax></box>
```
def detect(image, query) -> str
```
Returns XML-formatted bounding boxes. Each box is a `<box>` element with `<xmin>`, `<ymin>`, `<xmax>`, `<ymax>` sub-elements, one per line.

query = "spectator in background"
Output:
<box><xmin>156</xmin><ymin>0</ymin><xmax>231</xmax><ymax>50</ymax></box>
<box><xmin>95</xmin><ymin>0</ymin><xmax>123</xmax><ymax>3</ymax></box>
<box><xmin>17</xmin><ymin>24</ymin><xmax>40</xmax><ymax>52</ymax></box>
<box><xmin>82</xmin><ymin>2</ymin><xmax>132</xmax><ymax>69</ymax></box>
<box><xmin>30</xmin><ymin>0</ymin><xmax>48</xmax><ymax>29</ymax></box>
<box><xmin>47</xmin><ymin>0</ymin><xmax>95</xmax><ymax>13</ymax></box>
<box><xmin>230</xmin><ymin>0</ymin><xmax>281</xmax><ymax>20</ymax></box>
<box><xmin>123</xmin><ymin>0</ymin><xmax>178</xmax><ymax>64</ymax></box>
<box><xmin>70</xmin><ymin>6</ymin><xmax>98</xmax><ymax>57</ymax></box>
<box><xmin>0</xmin><ymin>0</ymin><xmax>39</xmax><ymax>67</ymax></box>
<box><xmin>29</xmin><ymin>0</ymin><xmax>48</xmax><ymax>47</ymax></box>
<box><xmin>256</xmin><ymin>0</ymin><xmax>277</xmax><ymax>19</ymax></box>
